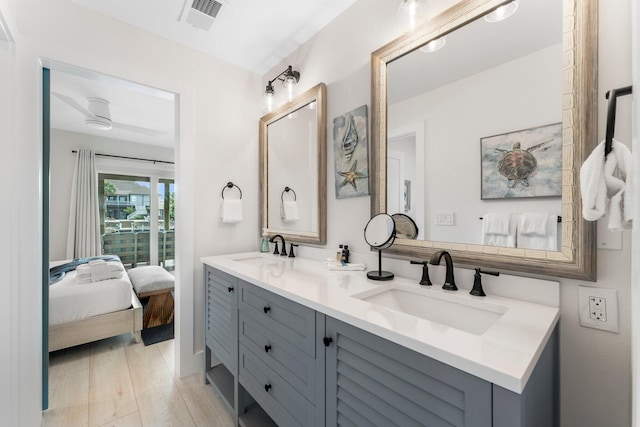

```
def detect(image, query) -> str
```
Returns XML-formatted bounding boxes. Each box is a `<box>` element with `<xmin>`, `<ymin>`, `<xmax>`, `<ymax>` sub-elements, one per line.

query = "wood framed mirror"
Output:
<box><xmin>370</xmin><ymin>0</ymin><xmax>597</xmax><ymax>280</ymax></box>
<box><xmin>260</xmin><ymin>82</ymin><xmax>327</xmax><ymax>244</ymax></box>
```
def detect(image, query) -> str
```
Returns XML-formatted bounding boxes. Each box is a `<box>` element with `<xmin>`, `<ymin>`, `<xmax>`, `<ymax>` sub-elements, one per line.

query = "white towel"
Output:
<box><xmin>76</xmin><ymin>260</ymin><xmax>124</xmax><ymax>284</ymax></box>
<box><xmin>481</xmin><ymin>213</ymin><xmax>516</xmax><ymax>247</ymax></box>
<box><xmin>580</xmin><ymin>139</ymin><xmax>633</xmax><ymax>230</ymax></box>
<box><xmin>281</xmin><ymin>200</ymin><xmax>300</xmax><ymax>222</ymax></box>
<box><xmin>326</xmin><ymin>262</ymin><xmax>367</xmax><ymax>271</ymax></box>
<box><xmin>221</xmin><ymin>199</ymin><xmax>243</xmax><ymax>223</ymax></box>
<box><xmin>519</xmin><ymin>212</ymin><xmax>549</xmax><ymax>236</ymax></box>
<box><xmin>517</xmin><ymin>214</ymin><xmax>558</xmax><ymax>251</ymax></box>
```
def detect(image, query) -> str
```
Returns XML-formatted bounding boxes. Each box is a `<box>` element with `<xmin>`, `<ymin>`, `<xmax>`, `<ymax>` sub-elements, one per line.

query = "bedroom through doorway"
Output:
<box><xmin>42</xmin><ymin>61</ymin><xmax>179</xmax><ymax>409</ymax></box>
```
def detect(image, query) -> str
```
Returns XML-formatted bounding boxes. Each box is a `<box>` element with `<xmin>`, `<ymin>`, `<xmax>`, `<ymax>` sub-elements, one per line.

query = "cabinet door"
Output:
<box><xmin>325</xmin><ymin>317</ymin><xmax>491</xmax><ymax>427</ymax></box>
<box><xmin>205</xmin><ymin>267</ymin><xmax>238</xmax><ymax>371</ymax></box>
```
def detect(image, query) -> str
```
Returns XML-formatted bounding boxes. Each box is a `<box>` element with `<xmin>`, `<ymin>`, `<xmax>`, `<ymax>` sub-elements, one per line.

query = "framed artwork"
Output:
<box><xmin>480</xmin><ymin>122</ymin><xmax>562</xmax><ymax>199</ymax></box>
<box><xmin>333</xmin><ymin>105</ymin><xmax>369</xmax><ymax>199</ymax></box>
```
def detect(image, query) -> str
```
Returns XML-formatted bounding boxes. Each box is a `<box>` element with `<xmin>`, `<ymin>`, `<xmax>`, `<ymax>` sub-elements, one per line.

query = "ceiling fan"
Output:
<box><xmin>52</xmin><ymin>93</ymin><xmax>167</xmax><ymax>137</ymax></box>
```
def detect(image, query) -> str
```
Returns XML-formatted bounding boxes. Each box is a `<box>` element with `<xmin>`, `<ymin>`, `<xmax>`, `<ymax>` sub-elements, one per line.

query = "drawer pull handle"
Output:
<box><xmin>264</xmin><ymin>344</ymin><xmax>272</xmax><ymax>353</ymax></box>
<box><xmin>264</xmin><ymin>384</ymin><xmax>272</xmax><ymax>392</ymax></box>
<box><xmin>323</xmin><ymin>336</ymin><xmax>333</xmax><ymax>347</ymax></box>
<box><xmin>263</xmin><ymin>306</ymin><xmax>271</xmax><ymax>314</ymax></box>
<box><xmin>227</xmin><ymin>287</ymin><xmax>234</xmax><ymax>292</ymax></box>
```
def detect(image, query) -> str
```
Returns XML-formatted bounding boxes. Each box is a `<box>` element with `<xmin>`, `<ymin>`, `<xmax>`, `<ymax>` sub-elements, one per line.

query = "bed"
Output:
<box><xmin>48</xmin><ymin>258</ymin><xmax>143</xmax><ymax>352</ymax></box>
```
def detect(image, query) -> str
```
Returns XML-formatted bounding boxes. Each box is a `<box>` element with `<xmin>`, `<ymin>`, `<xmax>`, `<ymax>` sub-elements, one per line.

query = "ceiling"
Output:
<box><xmin>51</xmin><ymin>0</ymin><xmax>357</xmax><ymax>147</ymax></box>
<box><xmin>71</xmin><ymin>0</ymin><xmax>357</xmax><ymax>75</ymax></box>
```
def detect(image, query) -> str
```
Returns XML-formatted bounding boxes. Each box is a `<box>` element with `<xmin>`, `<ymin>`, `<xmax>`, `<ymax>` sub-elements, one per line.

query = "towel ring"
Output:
<box><xmin>281</xmin><ymin>186</ymin><xmax>297</xmax><ymax>202</ymax></box>
<box><xmin>221</xmin><ymin>182</ymin><xmax>242</xmax><ymax>199</ymax></box>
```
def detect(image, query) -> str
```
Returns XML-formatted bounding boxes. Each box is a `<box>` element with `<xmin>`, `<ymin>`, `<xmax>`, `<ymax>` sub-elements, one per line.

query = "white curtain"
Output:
<box><xmin>65</xmin><ymin>149</ymin><xmax>102</xmax><ymax>259</ymax></box>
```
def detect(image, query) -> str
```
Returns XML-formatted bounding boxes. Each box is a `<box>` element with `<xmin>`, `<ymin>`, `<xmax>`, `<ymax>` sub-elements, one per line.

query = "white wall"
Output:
<box><xmin>49</xmin><ymin>129</ymin><xmax>175</xmax><ymax>261</ymax></box>
<box><xmin>263</xmin><ymin>0</ymin><xmax>633</xmax><ymax>425</ymax></box>
<box><xmin>8</xmin><ymin>0</ymin><xmax>260</xmax><ymax>423</ymax></box>
<box><xmin>0</xmin><ymin>1</ymin><xmax>18</xmax><ymax>424</ymax></box>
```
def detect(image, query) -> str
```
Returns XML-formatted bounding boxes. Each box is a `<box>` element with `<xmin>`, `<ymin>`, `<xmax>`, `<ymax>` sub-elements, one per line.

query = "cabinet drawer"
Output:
<box><xmin>239</xmin><ymin>344</ymin><xmax>316</xmax><ymax>427</ymax></box>
<box><xmin>238</xmin><ymin>281</ymin><xmax>315</xmax><ymax>357</ymax></box>
<box><xmin>239</xmin><ymin>311</ymin><xmax>316</xmax><ymax>403</ymax></box>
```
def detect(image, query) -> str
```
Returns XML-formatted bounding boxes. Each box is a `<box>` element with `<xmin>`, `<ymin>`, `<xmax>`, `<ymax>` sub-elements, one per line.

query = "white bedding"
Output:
<box><xmin>49</xmin><ymin>265</ymin><xmax>133</xmax><ymax>326</ymax></box>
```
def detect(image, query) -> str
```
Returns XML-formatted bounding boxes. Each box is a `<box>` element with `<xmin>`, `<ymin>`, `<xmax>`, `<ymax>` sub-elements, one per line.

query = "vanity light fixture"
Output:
<box><xmin>484</xmin><ymin>0</ymin><xmax>519</xmax><ymax>23</ymax></box>
<box><xmin>397</xmin><ymin>0</ymin><xmax>427</xmax><ymax>33</ymax></box>
<box><xmin>263</xmin><ymin>65</ymin><xmax>300</xmax><ymax>112</ymax></box>
<box><xmin>419</xmin><ymin>36</ymin><xmax>446</xmax><ymax>53</ymax></box>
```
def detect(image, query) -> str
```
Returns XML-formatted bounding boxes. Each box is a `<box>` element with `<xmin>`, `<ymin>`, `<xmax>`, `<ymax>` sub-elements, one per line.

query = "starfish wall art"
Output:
<box><xmin>333</xmin><ymin>105</ymin><xmax>370</xmax><ymax>199</ymax></box>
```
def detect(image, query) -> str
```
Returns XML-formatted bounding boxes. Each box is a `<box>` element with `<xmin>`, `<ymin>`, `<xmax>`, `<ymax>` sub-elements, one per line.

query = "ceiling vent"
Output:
<box><xmin>181</xmin><ymin>0</ymin><xmax>227</xmax><ymax>31</ymax></box>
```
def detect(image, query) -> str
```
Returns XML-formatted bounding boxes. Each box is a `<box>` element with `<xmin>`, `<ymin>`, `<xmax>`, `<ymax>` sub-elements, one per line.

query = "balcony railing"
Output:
<box><xmin>102</xmin><ymin>230</ymin><xmax>175</xmax><ymax>269</ymax></box>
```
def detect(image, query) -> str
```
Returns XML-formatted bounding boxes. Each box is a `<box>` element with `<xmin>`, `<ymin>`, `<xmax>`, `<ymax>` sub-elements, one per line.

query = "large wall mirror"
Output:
<box><xmin>260</xmin><ymin>83</ymin><xmax>327</xmax><ymax>244</ymax></box>
<box><xmin>371</xmin><ymin>0</ymin><xmax>597</xmax><ymax>280</ymax></box>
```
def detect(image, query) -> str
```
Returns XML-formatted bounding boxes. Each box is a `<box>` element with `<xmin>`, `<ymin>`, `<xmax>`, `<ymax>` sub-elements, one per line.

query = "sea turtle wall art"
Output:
<box><xmin>480</xmin><ymin>122</ymin><xmax>562</xmax><ymax>199</ymax></box>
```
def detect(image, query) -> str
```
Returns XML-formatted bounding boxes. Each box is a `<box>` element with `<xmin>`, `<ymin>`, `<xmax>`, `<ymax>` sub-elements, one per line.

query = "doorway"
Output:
<box><xmin>42</xmin><ymin>61</ymin><xmax>178</xmax><ymax>408</ymax></box>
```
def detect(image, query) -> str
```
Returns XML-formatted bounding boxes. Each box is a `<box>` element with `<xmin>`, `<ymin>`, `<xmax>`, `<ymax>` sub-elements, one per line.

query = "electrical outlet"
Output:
<box><xmin>436</xmin><ymin>212</ymin><xmax>455</xmax><ymax>226</ymax></box>
<box><xmin>588</xmin><ymin>296</ymin><xmax>606</xmax><ymax>321</ymax></box>
<box><xmin>578</xmin><ymin>286</ymin><xmax>619</xmax><ymax>333</ymax></box>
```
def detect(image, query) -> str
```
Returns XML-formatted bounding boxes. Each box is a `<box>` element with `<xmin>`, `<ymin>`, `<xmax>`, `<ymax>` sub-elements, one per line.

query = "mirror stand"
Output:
<box><xmin>367</xmin><ymin>249</ymin><xmax>394</xmax><ymax>281</ymax></box>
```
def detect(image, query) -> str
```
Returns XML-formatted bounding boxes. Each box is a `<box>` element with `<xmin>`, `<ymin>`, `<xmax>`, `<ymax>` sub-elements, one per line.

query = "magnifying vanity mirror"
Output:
<box><xmin>370</xmin><ymin>0</ymin><xmax>597</xmax><ymax>280</ymax></box>
<box><xmin>260</xmin><ymin>83</ymin><xmax>327</xmax><ymax>244</ymax></box>
<box><xmin>364</xmin><ymin>213</ymin><xmax>397</xmax><ymax>281</ymax></box>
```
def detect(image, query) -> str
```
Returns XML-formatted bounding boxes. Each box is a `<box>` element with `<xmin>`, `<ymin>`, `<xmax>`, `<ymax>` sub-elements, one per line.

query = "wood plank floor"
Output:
<box><xmin>43</xmin><ymin>334</ymin><xmax>234</xmax><ymax>427</ymax></box>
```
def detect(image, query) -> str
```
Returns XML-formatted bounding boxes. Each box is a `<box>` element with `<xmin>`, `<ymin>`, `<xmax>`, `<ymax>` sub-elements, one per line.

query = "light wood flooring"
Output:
<box><xmin>43</xmin><ymin>334</ymin><xmax>234</xmax><ymax>427</ymax></box>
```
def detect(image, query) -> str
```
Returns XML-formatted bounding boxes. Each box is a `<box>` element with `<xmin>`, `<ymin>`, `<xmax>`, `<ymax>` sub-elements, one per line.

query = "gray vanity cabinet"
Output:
<box><xmin>204</xmin><ymin>267</ymin><xmax>238</xmax><ymax>413</ymax></box>
<box><xmin>324</xmin><ymin>317</ymin><xmax>492</xmax><ymax>427</ymax></box>
<box><xmin>204</xmin><ymin>265</ymin><xmax>558</xmax><ymax>427</ymax></box>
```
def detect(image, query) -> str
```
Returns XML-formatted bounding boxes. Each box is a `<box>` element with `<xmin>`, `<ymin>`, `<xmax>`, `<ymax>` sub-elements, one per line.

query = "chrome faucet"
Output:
<box><xmin>269</xmin><ymin>234</ymin><xmax>287</xmax><ymax>256</ymax></box>
<box><xmin>429</xmin><ymin>250</ymin><xmax>457</xmax><ymax>291</ymax></box>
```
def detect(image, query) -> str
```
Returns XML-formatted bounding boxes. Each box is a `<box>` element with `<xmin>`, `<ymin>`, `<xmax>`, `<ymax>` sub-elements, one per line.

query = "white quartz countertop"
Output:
<box><xmin>201</xmin><ymin>252</ymin><xmax>559</xmax><ymax>393</ymax></box>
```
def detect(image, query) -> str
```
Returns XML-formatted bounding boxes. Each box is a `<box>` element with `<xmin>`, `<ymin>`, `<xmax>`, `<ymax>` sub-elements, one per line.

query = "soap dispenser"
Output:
<box><xmin>260</xmin><ymin>229</ymin><xmax>270</xmax><ymax>253</ymax></box>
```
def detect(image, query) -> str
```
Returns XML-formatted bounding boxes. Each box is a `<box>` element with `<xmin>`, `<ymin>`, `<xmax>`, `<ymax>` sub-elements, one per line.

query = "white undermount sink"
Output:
<box><xmin>232</xmin><ymin>255</ymin><xmax>288</xmax><ymax>266</ymax></box>
<box><xmin>353</xmin><ymin>285</ymin><xmax>508</xmax><ymax>335</ymax></box>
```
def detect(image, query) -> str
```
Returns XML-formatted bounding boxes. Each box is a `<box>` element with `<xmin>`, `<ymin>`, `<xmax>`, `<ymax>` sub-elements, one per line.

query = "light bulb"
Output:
<box><xmin>419</xmin><ymin>37</ymin><xmax>446</xmax><ymax>53</ymax></box>
<box><xmin>397</xmin><ymin>0</ymin><xmax>426</xmax><ymax>33</ymax></box>
<box><xmin>283</xmin><ymin>76</ymin><xmax>296</xmax><ymax>101</ymax></box>
<box><xmin>264</xmin><ymin>82</ymin><xmax>275</xmax><ymax>113</ymax></box>
<box><xmin>484</xmin><ymin>0</ymin><xmax>519</xmax><ymax>23</ymax></box>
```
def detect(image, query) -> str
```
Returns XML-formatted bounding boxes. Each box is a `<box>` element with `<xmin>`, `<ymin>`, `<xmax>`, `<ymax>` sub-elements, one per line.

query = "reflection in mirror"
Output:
<box><xmin>388</xmin><ymin>0</ymin><xmax>562</xmax><ymax>248</ymax></box>
<box><xmin>260</xmin><ymin>83</ymin><xmax>326</xmax><ymax>244</ymax></box>
<box><xmin>371</xmin><ymin>0</ymin><xmax>597</xmax><ymax>280</ymax></box>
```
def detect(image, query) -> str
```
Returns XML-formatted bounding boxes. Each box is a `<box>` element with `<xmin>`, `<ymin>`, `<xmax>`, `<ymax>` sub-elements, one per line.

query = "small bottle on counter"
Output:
<box><xmin>342</xmin><ymin>245</ymin><xmax>350</xmax><ymax>264</ymax></box>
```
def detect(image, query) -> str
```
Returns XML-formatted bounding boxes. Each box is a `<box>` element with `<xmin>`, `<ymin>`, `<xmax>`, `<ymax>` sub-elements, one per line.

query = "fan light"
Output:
<box><xmin>85</xmin><ymin>98</ymin><xmax>112</xmax><ymax>130</ymax></box>
<box><xmin>85</xmin><ymin>118</ymin><xmax>112</xmax><ymax>130</ymax></box>
<box><xmin>485</xmin><ymin>0</ymin><xmax>519</xmax><ymax>23</ymax></box>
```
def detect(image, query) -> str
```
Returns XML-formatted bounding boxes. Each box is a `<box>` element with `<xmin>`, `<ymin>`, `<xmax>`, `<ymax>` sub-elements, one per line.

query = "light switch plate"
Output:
<box><xmin>435</xmin><ymin>212</ymin><xmax>455</xmax><ymax>226</ymax></box>
<box><xmin>577</xmin><ymin>286</ymin><xmax>619</xmax><ymax>333</ymax></box>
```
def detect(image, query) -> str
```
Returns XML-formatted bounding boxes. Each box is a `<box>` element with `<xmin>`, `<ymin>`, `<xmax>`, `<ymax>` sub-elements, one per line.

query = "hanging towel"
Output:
<box><xmin>517</xmin><ymin>214</ymin><xmax>558</xmax><ymax>251</ymax></box>
<box><xmin>481</xmin><ymin>213</ymin><xmax>516</xmax><ymax>247</ymax></box>
<box><xmin>221</xmin><ymin>199</ymin><xmax>243</xmax><ymax>223</ymax></box>
<box><xmin>281</xmin><ymin>200</ymin><xmax>300</xmax><ymax>222</ymax></box>
<box><xmin>580</xmin><ymin>139</ymin><xmax>633</xmax><ymax>230</ymax></box>
<box><xmin>519</xmin><ymin>212</ymin><xmax>549</xmax><ymax>236</ymax></box>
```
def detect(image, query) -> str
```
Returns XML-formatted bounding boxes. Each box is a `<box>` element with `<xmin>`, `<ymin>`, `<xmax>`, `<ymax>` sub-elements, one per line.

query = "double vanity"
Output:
<box><xmin>201</xmin><ymin>252</ymin><xmax>559</xmax><ymax>427</ymax></box>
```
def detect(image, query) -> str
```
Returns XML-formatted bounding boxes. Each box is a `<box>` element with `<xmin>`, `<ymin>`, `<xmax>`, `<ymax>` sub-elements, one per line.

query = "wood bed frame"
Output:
<box><xmin>48</xmin><ymin>289</ymin><xmax>143</xmax><ymax>352</ymax></box>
